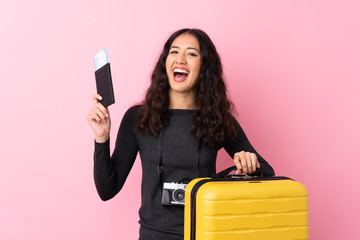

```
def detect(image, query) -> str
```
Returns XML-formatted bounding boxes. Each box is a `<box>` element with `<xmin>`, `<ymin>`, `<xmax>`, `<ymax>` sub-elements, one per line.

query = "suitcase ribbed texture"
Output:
<box><xmin>184</xmin><ymin>178</ymin><xmax>308</xmax><ymax>240</ymax></box>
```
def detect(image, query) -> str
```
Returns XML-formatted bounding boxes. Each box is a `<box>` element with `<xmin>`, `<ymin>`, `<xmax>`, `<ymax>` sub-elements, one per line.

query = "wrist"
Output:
<box><xmin>95</xmin><ymin>135</ymin><xmax>109</xmax><ymax>143</ymax></box>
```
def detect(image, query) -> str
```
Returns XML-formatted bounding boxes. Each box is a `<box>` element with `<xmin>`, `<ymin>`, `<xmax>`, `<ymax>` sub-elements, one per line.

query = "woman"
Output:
<box><xmin>87</xmin><ymin>28</ymin><xmax>274</xmax><ymax>240</ymax></box>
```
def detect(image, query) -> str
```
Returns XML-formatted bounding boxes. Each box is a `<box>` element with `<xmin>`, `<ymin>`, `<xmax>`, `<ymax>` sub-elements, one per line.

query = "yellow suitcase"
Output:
<box><xmin>184</xmin><ymin>167</ymin><xmax>308</xmax><ymax>240</ymax></box>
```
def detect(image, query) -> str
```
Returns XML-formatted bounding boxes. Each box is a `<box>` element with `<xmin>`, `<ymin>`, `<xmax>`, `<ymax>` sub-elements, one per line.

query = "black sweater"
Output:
<box><xmin>94</xmin><ymin>105</ymin><xmax>275</xmax><ymax>240</ymax></box>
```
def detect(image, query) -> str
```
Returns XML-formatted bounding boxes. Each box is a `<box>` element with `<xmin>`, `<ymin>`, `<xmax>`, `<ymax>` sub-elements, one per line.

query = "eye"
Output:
<box><xmin>188</xmin><ymin>52</ymin><xmax>198</xmax><ymax>57</ymax></box>
<box><xmin>170</xmin><ymin>50</ymin><xmax>178</xmax><ymax>54</ymax></box>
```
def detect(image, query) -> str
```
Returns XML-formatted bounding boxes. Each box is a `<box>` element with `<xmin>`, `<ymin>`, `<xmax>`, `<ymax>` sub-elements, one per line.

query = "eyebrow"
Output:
<box><xmin>171</xmin><ymin>46</ymin><xmax>200</xmax><ymax>53</ymax></box>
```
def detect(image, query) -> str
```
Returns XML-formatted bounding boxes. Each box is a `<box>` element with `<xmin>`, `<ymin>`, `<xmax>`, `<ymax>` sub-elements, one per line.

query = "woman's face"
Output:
<box><xmin>165</xmin><ymin>33</ymin><xmax>202</xmax><ymax>96</ymax></box>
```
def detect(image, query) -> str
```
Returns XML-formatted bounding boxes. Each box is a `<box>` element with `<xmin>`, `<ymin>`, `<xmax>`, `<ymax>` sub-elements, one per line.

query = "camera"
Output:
<box><xmin>161</xmin><ymin>182</ymin><xmax>187</xmax><ymax>206</ymax></box>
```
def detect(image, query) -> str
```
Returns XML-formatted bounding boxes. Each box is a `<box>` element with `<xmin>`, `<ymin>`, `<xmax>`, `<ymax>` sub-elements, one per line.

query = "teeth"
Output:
<box><xmin>173</xmin><ymin>68</ymin><xmax>189</xmax><ymax>74</ymax></box>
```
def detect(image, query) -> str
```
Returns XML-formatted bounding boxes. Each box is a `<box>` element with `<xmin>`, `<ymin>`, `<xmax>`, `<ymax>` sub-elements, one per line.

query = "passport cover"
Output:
<box><xmin>95</xmin><ymin>63</ymin><xmax>115</xmax><ymax>107</ymax></box>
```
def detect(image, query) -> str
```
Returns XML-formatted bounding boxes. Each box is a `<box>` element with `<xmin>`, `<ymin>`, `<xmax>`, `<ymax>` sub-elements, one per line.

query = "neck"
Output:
<box><xmin>168</xmin><ymin>90</ymin><xmax>197</xmax><ymax>110</ymax></box>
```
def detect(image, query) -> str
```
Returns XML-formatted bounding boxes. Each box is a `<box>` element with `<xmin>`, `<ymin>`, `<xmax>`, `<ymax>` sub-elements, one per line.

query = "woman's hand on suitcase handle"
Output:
<box><xmin>234</xmin><ymin>151</ymin><xmax>260</xmax><ymax>175</ymax></box>
<box><xmin>87</xmin><ymin>94</ymin><xmax>111</xmax><ymax>143</ymax></box>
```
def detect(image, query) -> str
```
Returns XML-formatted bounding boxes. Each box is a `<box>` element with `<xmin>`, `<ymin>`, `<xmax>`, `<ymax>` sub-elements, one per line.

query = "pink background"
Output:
<box><xmin>0</xmin><ymin>0</ymin><xmax>359</xmax><ymax>239</ymax></box>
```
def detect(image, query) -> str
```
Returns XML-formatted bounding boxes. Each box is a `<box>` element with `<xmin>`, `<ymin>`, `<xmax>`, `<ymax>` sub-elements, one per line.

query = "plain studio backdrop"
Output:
<box><xmin>0</xmin><ymin>0</ymin><xmax>359</xmax><ymax>239</ymax></box>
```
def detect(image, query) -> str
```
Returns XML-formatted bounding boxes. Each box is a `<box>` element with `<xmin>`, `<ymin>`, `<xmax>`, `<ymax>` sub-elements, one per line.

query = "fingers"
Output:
<box><xmin>249</xmin><ymin>152</ymin><xmax>258</xmax><ymax>173</ymax></box>
<box><xmin>88</xmin><ymin>106</ymin><xmax>108</xmax><ymax>123</ymax></box>
<box><xmin>234</xmin><ymin>151</ymin><xmax>259</xmax><ymax>175</ymax></box>
<box><xmin>92</xmin><ymin>94</ymin><xmax>103</xmax><ymax>104</ymax></box>
<box><xmin>96</xmin><ymin>102</ymin><xmax>109</xmax><ymax>118</ymax></box>
<box><xmin>234</xmin><ymin>153</ymin><xmax>242</xmax><ymax>174</ymax></box>
<box><xmin>87</xmin><ymin>109</ymin><xmax>103</xmax><ymax>124</ymax></box>
<box><xmin>88</xmin><ymin>94</ymin><xmax>109</xmax><ymax>124</ymax></box>
<box><xmin>256</xmin><ymin>158</ymin><xmax>260</xmax><ymax>169</ymax></box>
<box><xmin>87</xmin><ymin>110</ymin><xmax>99</xmax><ymax>123</ymax></box>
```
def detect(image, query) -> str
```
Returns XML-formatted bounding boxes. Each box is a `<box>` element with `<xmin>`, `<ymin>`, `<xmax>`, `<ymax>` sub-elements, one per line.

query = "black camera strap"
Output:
<box><xmin>157</xmin><ymin>128</ymin><xmax>165</xmax><ymax>188</ymax></box>
<box><xmin>157</xmin><ymin>128</ymin><xmax>201</xmax><ymax>188</ymax></box>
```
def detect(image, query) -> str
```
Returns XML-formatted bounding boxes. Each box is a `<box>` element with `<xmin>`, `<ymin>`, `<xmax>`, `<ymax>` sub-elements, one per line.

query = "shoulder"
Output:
<box><xmin>120</xmin><ymin>105</ymin><xmax>142</xmax><ymax>127</ymax></box>
<box><xmin>229</xmin><ymin>114</ymin><xmax>241</xmax><ymax>129</ymax></box>
<box><xmin>124</xmin><ymin>105</ymin><xmax>141</xmax><ymax>117</ymax></box>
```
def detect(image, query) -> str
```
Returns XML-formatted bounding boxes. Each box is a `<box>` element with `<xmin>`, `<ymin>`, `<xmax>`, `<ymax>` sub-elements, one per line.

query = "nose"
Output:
<box><xmin>175</xmin><ymin>53</ymin><xmax>186</xmax><ymax>64</ymax></box>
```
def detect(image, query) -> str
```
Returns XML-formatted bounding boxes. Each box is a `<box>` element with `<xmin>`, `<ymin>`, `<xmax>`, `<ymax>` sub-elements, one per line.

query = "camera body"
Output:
<box><xmin>161</xmin><ymin>182</ymin><xmax>187</xmax><ymax>206</ymax></box>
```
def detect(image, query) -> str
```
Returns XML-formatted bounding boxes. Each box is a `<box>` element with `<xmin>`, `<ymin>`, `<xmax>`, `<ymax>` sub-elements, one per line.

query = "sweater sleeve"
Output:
<box><xmin>93</xmin><ymin>106</ymin><xmax>139</xmax><ymax>201</ymax></box>
<box><xmin>222</xmin><ymin>118</ymin><xmax>275</xmax><ymax>177</ymax></box>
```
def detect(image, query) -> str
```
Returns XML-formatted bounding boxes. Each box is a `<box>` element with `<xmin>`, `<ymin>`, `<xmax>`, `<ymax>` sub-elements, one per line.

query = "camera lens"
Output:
<box><xmin>173</xmin><ymin>189</ymin><xmax>185</xmax><ymax>202</ymax></box>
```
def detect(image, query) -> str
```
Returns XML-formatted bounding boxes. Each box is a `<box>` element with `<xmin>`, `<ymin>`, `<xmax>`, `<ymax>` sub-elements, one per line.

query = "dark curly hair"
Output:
<box><xmin>138</xmin><ymin>28</ymin><xmax>237</xmax><ymax>146</ymax></box>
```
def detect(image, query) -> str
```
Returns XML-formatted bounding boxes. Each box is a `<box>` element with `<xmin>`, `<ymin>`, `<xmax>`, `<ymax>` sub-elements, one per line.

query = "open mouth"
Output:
<box><xmin>173</xmin><ymin>68</ymin><xmax>189</xmax><ymax>82</ymax></box>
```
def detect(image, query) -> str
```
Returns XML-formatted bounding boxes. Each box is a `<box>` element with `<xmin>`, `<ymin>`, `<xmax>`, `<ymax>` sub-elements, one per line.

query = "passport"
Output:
<box><xmin>94</xmin><ymin>49</ymin><xmax>115</xmax><ymax>107</ymax></box>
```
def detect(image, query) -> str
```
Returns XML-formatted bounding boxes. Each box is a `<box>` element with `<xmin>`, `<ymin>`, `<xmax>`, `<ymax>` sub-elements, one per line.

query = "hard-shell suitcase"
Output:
<box><xmin>184</xmin><ymin>167</ymin><xmax>309</xmax><ymax>240</ymax></box>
